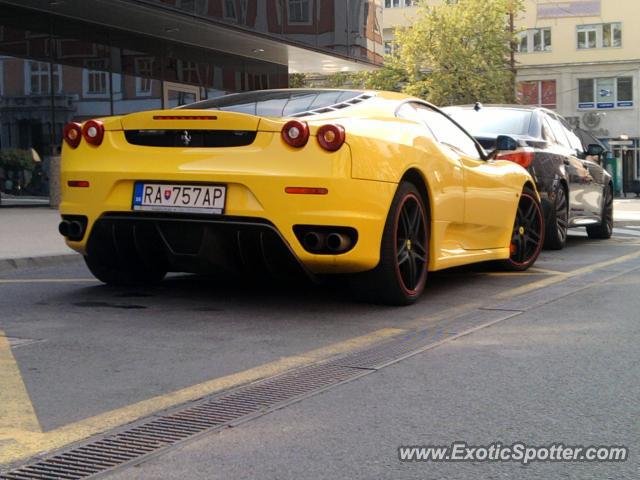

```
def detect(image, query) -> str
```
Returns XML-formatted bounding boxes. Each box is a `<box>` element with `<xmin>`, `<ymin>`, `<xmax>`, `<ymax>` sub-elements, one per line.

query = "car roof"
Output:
<box><xmin>180</xmin><ymin>88</ymin><xmax>418</xmax><ymax>119</ymax></box>
<box><xmin>446</xmin><ymin>104</ymin><xmax>555</xmax><ymax>115</ymax></box>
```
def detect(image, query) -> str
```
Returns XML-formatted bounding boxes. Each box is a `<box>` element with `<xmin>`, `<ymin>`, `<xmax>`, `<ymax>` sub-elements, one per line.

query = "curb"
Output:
<box><xmin>0</xmin><ymin>204</ymin><xmax>54</xmax><ymax>209</ymax></box>
<box><xmin>0</xmin><ymin>253</ymin><xmax>82</xmax><ymax>273</ymax></box>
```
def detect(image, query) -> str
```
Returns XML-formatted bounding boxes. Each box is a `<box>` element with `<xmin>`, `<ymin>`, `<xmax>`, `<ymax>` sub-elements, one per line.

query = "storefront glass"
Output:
<box><xmin>0</xmin><ymin>4</ymin><xmax>287</xmax><ymax>206</ymax></box>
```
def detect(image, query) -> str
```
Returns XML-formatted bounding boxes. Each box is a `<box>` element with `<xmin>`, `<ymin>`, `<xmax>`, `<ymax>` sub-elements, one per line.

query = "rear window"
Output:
<box><xmin>180</xmin><ymin>90</ymin><xmax>365</xmax><ymax>118</ymax></box>
<box><xmin>447</xmin><ymin>108</ymin><xmax>533</xmax><ymax>136</ymax></box>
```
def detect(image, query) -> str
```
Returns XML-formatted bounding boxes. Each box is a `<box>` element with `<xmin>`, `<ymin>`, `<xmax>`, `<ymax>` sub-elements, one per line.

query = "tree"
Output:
<box><xmin>288</xmin><ymin>73</ymin><xmax>307</xmax><ymax>88</ymax></box>
<box><xmin>0</xmin><ymin>149</ymin><xmax>34</xmax><ymax>172</ymax></box>
<box><xmin>394</xmin><ymin>0</ymin><xmax>524</xmax><ymax>105</ymax></box>
<box><xmin>355</xmin><ymin>56</ymin><xmax>408</xmax><ymax>92</ymax></box>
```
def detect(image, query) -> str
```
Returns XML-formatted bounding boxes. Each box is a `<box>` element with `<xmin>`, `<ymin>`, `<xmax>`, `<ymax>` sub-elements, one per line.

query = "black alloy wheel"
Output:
<box><xmin>501</xmin><ymin>190</ymin><xmax>544</xmax><ymax>271</ymax></box>
<box><xmin>587</xmin><ymin>184</ymin><xmax>614</xmax><ymax>239</ymax></box>
<box><xmin>349</xmin><ymin>181</ymin><xmax>429</xmax><ymax>305</ymax></box>
<box><xmin>544</xmin><ymin>185</ymin><xmax>569</xmax><ymax>250</ymax></box>
<box><xmin>395</xmin><ymin>192</ymin><xmax>429</xmax><ymax>295</ymax></box>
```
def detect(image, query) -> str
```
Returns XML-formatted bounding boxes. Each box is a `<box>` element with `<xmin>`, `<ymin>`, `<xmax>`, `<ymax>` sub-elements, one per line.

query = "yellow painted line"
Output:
<box><xmin>0</xmin><ymin>333</ymin><xmax>41</xmax><ymax>435</ymax></box>
<box><xmin>404</xmin><ymin>301</ymin><xmax>484</xmax><ymax>330</ymax></box>
<box><xmin>527</xmin><ymin>267</ymin><xmax>569</xmax><ymax>276</ymax></box>
<box><xmin>406</xmin><ymin>251</ymin><xmax>640</xmax><ymax>329</ymax></box>
<box><xmin>3</xmin><ymin>250</ymin><xmax>640</xmax><ymax>464</ymax></box>
<box><xmin>0</xmin><ymin>327</ymin><xmax>404</xmax><ymax>465</ymax></box>
<box><xmin>495</xmin><ymin>249</ymin><xmax>640</xmax><ymax>299</ymax></box>
<box><xmin>483</xmin><ymin>270</ymin><xmax>567</xmax><ymax>277</ymax></box>
<box><xmin>438</xmin><ymin>267</ymin><xmax>566</xmax><ymax>278</ymax></box>
<box><xmin>0</xmin><ymin>279</ymin><xmax>97</xmax><ymax>284</ymax></box>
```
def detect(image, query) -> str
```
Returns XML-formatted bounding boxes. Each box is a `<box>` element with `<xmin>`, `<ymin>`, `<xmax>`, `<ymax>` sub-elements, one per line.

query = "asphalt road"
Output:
<box><xmin>1</xmin><ymin>231</ymin><xmax>640</xmax><ymax>479</ymax></box>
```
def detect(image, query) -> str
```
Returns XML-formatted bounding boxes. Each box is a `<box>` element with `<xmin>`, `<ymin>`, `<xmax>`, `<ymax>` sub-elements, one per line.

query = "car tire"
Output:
<box><xmin>586</xmin><ymin>184</ymin><xmax>614</xmax><ymax>239</ymax></box>
<box><xmin>84</xmin><ymin>254</ymin><xmax>167</xmax><ymax>286</ymax></box>
<box><xmin>349</xmin><ymin>181</ymin><xmax>429</xmax><ymax>305</ymax></box>
<box><xmin>498</xmin><ymin>187</ymin><xmax>545</xmax><ymax>271</ymax></box>
<box><xmin>544</xmin><ymin>184</ymin><xmax>568</xmax><ymax>250</ymax></box>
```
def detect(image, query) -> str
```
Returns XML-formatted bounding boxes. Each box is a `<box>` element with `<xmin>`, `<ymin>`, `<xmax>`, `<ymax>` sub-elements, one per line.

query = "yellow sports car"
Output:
<box><xmin>60</xmin><ymin>89</ymin><xmax>544</xmax><ymax>305</ymax></box>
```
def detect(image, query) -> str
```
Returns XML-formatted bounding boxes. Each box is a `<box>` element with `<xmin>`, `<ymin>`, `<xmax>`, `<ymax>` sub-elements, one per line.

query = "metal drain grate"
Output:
<box><xmin>328</xmin><ymin>329</ymin><xmax>450</xmax><ymax>370</ymax></box>
<box><xmin>1</xmin><ymin>316</ymin><xmax>514</xmax><ymax>479</ymax></box>
<box><xmin>1</xmin><ymin>364</ymin><xmax>365</xmax><ymax>480</ymax></box>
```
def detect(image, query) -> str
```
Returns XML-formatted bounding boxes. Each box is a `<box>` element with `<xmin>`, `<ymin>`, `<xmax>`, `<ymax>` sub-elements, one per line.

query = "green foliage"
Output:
<box><xmin>288</xmin><ymin>65</ymin><xmax>406</xmax><ymax>92</ymax></box>
<box><xmin>322</xmin><ymin>72</ymin><xmax>354</xmax><ymax>88</ymax></box>
<box><xmin>355</xmin><ymin>57</ymin><xmax>408</xmax><ymax>92</ymax></box>
<box><xmin>288</xmin><ymin>73</ymin><xmax>307</xmax><ymax>88</ymax></box>
<box><xmin>288</xmin><ymin>0</ymin><xmax>523</xmax><ymax>105</ymax></box>
<box><xmin>393</xmin><ymin>0</ymin><xmax>523</xmax><ymax>105</ymax></box>
<box><xmin>0</xmin><ymin>149</ymin><xmax>35</xmax><ymax>172</ymax></box>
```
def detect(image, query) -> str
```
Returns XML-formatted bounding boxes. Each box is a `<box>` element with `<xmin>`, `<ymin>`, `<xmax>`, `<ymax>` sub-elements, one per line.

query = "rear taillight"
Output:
<box><xmin>317</xmin><ymin>124</ymin><xmax>345</xmax><ymax>152</ymax></box>
<box><xmin>63</xmin><ymin>122</ymin><xmax>82</xmax><ymax>149</ymax></box>
<box><xmin>281</xmin><ymin>120</ymin><xmax>309</xmax><ymax>148</ymax></box>
<box><xmin>496</xmin><ymin>149</ymin><xmax>534</xmax><ymax>169</ymax></box>
<box><xmin>82</xmin><ymin>120</ymin><xmax>105</xmax><ymax>146</ymax></box>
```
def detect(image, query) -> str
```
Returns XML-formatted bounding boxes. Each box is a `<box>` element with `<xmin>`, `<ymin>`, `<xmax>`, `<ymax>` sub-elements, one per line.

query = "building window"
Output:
<box><xmin>384</xmin><ymin>41</ymin><xmax>394</xmax><ymax>55</ymax></box>
<box><xmin>517</xmin><ymin>80</ymin><xmax>557</xmax><ymax>109</ymax></box>
<box><xmin>578</xmin><ymin>78</ymin><xmax>594</xmax><ymax>104</ymax></box>
<box><xmin>578</xmin><ymin>76</ymin><xmax>633</xmax><ymax>109</ymax></box>
<box><xmin>603</xmin><ymin>22</ymin><xmax>622</xmax><ymax>48</ymax></box>
<box><xmin>516</xmin><ymin>28</ymin><xmax>552</xmax><ymax>53</ymax></box>
<box><xmin>287</xmin><ymin>0</ymin><xmax>311</xmax><ymax>24</ymax></box>
<box><xmin>176</xmin><ymin>0</ymin><xmax>208</xmax><ymax>14</ymax></box>
<box><xmin>223</xmin><ymin>0</ymin><xmax>237</xmax><ymax>20</ymax></box>
<box><xmin>618</xmin><ymin>77</ymin><xmax>633</xmax><ymax>103</ymax></box>
<box><xmin>384</xmin><ymin>0</ymin><xmax>416</xmax><ymax>8</ymax></box>
<box><xmin>577</xmin><ymin>23</ymin><xmax>622</xmax><ymax>49</ymax></box>
<box><xmin>25</xmin><ymin>61</ymin><xmax>61</xmax><ymax>95</ymax></box>
<box><xmin>177</xmin><ymin>60</ymin><xmax>201</xmax><ymax>85</ymax></box>
<box><xmin>83</xmin><ymin>59</ymin><xmax>109</xmax><ymax>97</ymax></box>
<box><xmin>135</xmin><ymin>57</ymin><xmax>154</xmax><ymax>96</ymax></box>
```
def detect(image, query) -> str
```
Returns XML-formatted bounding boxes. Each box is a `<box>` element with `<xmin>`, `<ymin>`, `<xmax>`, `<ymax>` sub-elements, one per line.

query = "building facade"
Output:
<box><xmin>383</xmin><ymin>0</ymin><xmax>640</xmax><ymax>195</ymax></box>
<box><xmin>515</xmin><ymin>0</ymin><xmax>639</xmax><ymax>194</ymax></box>
<box><xmin>0</xmin><ymin>0</ymin><xmax>383</xmax><ymax>202</ymax></box>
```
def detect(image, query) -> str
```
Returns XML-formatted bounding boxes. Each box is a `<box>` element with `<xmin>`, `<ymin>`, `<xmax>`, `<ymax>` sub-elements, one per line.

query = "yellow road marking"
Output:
<box><xmin>0</xmin><ymin>279</ymin><xmax>97</xmax><ymax>284</ymax></box>
<box><xmin>0</xmin><ymin>333</ymin><xmax>41</xmax><ymax>435</ymax></box>
<box><xmin>0</xmin><ymin>327</ymin><xmax>404</xmax><ymax>464</ymax></box>
<box><xmin>483</xmin><ymin>270</ymin><xmax>567</xmax><ymax>277</ymax></box>
<box><xmin>496</xmin><ymin>249</ymin><xmax>640</xmax><ymax>299</ymax></box>
<box><xmin>3</xmin><ymin>249</ymin><xmax>640</xmax><ymax>465</ymax></box>
<box><xmin>526</xmin><ymin>267</ymin><xmax>569</xmax><ymax>275</ymax></box>
<box><xmin>406</xmin><ymin>251</ymin><xmax>640</xmax><ymax>329</ymax></box>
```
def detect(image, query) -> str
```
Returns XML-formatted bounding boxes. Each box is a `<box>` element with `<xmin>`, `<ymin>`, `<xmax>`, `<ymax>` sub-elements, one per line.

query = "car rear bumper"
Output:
<box><xmin>61</xmin><ymin>179</ymin><xmax>397</xmax><ymax>275</ymax></box>
<box><xmin>84</xmin><ymin>213</ymin><xmax>313</xmax><ymax>280</ymax></box>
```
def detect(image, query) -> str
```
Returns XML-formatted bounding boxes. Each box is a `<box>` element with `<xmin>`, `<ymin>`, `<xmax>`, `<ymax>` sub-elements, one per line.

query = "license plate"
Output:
<box><xmin>133</xmin><ymin>183</ymin><xmax>226</xmax><ymax>214</ymax></box>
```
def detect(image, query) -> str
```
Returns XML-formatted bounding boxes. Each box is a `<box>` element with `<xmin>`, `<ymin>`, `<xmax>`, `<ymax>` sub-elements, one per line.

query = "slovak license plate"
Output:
<box><xmin>133</xmin><ymin>183</ymin><xmax>226</xmax><ymax>214</ymax></box>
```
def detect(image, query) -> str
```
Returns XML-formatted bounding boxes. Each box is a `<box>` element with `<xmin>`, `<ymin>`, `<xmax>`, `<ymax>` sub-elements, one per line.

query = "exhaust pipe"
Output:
<box><xmin>68</xmin><ymin>221</ymin><xmax>84</xmax><ymax>239</ymax></box>
<box><xmin>302</xmin><ymin>231</ymin><xmax>324</xmax><ymax>252</ymax></box>
<box><xmin>326</xmin><ymin>232</ymin><xmax>352</xmax><ymax>253</ymax></box>
<box><xmin>58</xmin><ymin>220</ymin><xmax>71</xmax><ymax>237</ymax></box>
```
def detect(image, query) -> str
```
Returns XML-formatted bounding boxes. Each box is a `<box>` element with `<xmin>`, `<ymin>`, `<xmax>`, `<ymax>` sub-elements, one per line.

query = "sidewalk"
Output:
<box><xmin>613</xmin><ymin>198</ymin><xmax>640</xmax><ymax>223</ymax></box>
<box><xmin>0</xmin><ymin>208</ymin><xmax>78</xmax><ymax>271</ymax></box>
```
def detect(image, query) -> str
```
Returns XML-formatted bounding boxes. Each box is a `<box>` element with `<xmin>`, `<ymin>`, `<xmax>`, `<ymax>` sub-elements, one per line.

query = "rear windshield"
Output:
<box><xmin>447</xmin><ymin>108</ymin><xmax>533</xmax><ymax>136</ymax></box>
<box><xmin>180</xmin><ymin>90</ymin><xmax>365</xmax><ymax>118</ymax></box>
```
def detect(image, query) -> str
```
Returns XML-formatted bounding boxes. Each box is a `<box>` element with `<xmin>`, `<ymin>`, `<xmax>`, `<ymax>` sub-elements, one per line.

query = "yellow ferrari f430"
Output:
<box><xmin>60</xmin><ymin>89</ymin><xmax>544</xmax><ymax>305</ymax></box>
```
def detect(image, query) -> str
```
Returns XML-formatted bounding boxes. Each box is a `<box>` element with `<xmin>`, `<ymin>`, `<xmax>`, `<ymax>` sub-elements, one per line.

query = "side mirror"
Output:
<box><xmin>495</xmin><ymin>135</ymin><xmax>518</xmax><ymax>151</ymax></box>
<box><xmin>586</xmin><ymin>144</ymin><xmax>605</xmax><ymax>157</ymax></box>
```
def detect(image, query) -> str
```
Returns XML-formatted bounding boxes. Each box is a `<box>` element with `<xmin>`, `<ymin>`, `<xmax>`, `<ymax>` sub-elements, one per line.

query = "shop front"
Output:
<box><xmin>0</xmin><ymin>0</ymin><xmax>382</xmax><ymax>206</ymax></box>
